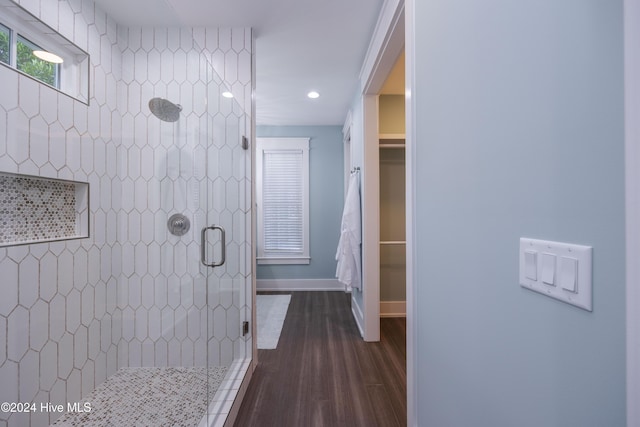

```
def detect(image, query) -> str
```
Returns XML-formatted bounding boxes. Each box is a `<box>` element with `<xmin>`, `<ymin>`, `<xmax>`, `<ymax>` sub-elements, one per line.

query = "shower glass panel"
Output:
<box><xmin>111</xmin><ymin>30</ymin><xmax>252</xmax><ymax>426</ymax></box>
<box><xmin>0</xmin><ymin>1</ymin><xmax>252</xmax><ymax>425</ymax></box>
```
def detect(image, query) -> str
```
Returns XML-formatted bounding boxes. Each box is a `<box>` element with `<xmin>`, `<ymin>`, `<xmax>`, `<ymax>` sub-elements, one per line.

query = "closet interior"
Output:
<box><xmin>378</xmin><ymin>51</ymin><xmax>406</xmax><ymax>317</ymax></box>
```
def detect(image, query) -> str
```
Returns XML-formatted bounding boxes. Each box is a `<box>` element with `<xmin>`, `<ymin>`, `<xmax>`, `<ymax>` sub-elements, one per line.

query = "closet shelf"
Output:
<box><xmin>380</xmin><ymin>241</ymin><xmax>406</xmax><ymax>245</ymax></box>
<box><xmin>379</xmin><ymin>133</ymin><xmax>406</xmax><ymax>149</ymax></box>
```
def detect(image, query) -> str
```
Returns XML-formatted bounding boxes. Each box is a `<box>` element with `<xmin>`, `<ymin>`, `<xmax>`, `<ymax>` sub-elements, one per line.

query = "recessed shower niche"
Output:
<box><xmin>0</xmin><ymin>172</ymin><xmax>89</xmax><ymax>247</ymax></box>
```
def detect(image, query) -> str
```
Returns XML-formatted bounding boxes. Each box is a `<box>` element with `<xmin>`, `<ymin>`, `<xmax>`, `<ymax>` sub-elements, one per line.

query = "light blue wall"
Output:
<box><xmin>256</xmin><ymin>126</ymin><xmax>344</xmax><ymax>280</ymax></box>
<box><xmin>412</xmin><ymin>1</ymin><xmax>625</xmax><ymax>426</ymax></box>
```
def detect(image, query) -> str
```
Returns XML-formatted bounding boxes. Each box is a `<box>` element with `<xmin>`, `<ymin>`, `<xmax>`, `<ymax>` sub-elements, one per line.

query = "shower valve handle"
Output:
<box><xmin>200</xmin><ymin>225</ymin><xmax>226</xmax><ymax>268</ymax></box>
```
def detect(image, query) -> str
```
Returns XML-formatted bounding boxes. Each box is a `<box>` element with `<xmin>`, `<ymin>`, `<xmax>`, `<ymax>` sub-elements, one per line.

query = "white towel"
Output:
<box><xmin>335</xmin><ymin>171</ymin><xmax>362</xmax><ymax>291</ymax></box>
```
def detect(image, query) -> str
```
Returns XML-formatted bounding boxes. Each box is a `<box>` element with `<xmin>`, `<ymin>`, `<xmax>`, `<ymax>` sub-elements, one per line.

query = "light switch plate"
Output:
<box><xmin>519</xmin><ymin>238</ymin><xmax>592</xmax><ymax>311</ymax></box>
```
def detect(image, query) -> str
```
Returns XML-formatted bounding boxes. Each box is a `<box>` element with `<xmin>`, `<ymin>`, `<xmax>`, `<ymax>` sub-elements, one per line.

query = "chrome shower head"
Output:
<box><xmin>148</xmin><ymin>97</ymin><xmax>182</xmax><ymax>122</ymax></box>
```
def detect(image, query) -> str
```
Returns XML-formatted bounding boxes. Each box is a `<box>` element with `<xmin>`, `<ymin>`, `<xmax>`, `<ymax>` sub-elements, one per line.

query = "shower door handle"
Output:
<box><xmin>200</xmin><ymin>225</ymin><xmax>226</xmax><ymax>267</ymax></box>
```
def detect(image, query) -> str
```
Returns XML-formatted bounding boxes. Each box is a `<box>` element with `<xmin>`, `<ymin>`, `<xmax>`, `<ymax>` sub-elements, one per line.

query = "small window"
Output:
<box><xmin>0</xmin><ymin>0</ymin><xmax>89</xmax><ymax>103</ymax></box>
<box><xmin>256</xmin><ymin>138</ymin><xmax>310</xmax><ymax>265</ymax></box>
<box><xmin>16</xmin><ymin>34</ymin><xmax>58</xmax><ymax>87</ymax></box>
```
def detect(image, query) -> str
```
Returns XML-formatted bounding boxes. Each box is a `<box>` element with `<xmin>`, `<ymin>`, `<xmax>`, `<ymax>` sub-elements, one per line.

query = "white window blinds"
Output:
<box><xmin>262</xmin><ymin>149</ymin><xmax>304</xmax><ymax>253</ymax></box>
<box><xmin>256</xmin><ymin>138</ymin><xmax>310</xmax><ymax>264</ymax></box>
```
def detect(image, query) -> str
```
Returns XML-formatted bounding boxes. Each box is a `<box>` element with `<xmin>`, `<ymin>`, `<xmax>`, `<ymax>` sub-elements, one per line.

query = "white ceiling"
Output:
<box><xmin>92</xmin><ymin>0</ymin><xmax>384</xmax><ymax>126</ymax></box>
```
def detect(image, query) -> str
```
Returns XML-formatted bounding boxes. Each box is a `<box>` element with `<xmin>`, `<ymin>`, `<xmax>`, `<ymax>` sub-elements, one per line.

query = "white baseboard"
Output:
<box><xmin>256</xmin><ymin>278</ymin><xmax>345</xmax><ymax>292</ymax></box>
<box><xmin>380</xmin><ymin>300</ymin><xmax>406</xmax><ymax>318</ymax></box>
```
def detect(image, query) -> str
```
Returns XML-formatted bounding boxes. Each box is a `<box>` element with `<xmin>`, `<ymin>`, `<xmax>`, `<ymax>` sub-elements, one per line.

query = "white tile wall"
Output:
<box><xmin>0</xmin><ymin>0</ymin><xmax>253</xmax><ymax>426</ymax></box>
<box><xmin>115</xmin><ymin>25</ymin><xmax>252</xmax><ymax>372</ymax></box>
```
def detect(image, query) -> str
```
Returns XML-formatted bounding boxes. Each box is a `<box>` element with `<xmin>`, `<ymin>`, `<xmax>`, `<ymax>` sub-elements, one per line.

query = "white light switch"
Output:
<box><xmin>519</xmin><ymin>238</ymin><xmax>592</xmax><ymax>311</ymax></box>
<box><xmin>541</xmin><ymin>253</ymin><xmax>556</xmax><ymax>285</ymax></box>
<box><xmin>524</xmin><ymin>250</ymin><xmax>537</xmax><ymax>280</ymax></box>
<box><xmin>559</xmin><ymin>257</ymin><xmax>578</xmax><ymax>293</ymax></box>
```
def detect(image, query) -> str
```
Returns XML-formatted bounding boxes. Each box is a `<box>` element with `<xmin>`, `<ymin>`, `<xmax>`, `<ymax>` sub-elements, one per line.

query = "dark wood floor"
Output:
<box><xmin>234</xmin><ymin>291</ymin><xmax>407</xmax><ymax>427</ymax></box>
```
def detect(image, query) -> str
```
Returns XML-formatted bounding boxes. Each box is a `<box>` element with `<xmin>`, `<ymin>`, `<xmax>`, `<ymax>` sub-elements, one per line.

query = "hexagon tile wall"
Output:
<box><xmin>0</xmin><ymin>0</ymin><xmax>253</xmax><ymax>426</ymax></box>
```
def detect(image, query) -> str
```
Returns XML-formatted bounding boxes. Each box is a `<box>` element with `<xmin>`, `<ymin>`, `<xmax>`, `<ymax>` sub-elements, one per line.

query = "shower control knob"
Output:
<box><xmin>167</xmin><ymin>213</ymin><xmax>190</xmax><ymax>236</ymax></box>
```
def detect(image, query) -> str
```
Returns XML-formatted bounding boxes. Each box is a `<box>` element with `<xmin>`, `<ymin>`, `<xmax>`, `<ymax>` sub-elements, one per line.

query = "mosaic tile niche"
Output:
<box><xmin>0</xmin><ymin>172</ymin><xmax>89</xmax><ymax>247</ymax></box>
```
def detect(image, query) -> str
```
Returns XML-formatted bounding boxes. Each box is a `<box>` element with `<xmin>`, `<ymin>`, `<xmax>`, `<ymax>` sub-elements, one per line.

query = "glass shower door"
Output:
<box><xmin>115</xmin><ymin>28</ymin><xmax>252</xmax><ymax>426</ymax></box>
<box><xmin>200</xmin><ymin>69</ymin><xmax>253</xmax><ymax>425</ymax></box>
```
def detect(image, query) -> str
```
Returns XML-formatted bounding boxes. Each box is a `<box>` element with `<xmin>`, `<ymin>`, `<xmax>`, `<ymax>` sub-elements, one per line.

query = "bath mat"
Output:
<box><xmin>257</xmin><ymin>294</ymin><xmax>291</xmax><ymax>349</ymax></box>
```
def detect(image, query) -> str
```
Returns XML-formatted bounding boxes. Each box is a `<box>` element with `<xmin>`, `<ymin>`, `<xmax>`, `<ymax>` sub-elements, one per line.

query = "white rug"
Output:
<box><xmin>257</xmin><ymin>294</ymin><xmax>291</xmax><ymax>349</ymax></box>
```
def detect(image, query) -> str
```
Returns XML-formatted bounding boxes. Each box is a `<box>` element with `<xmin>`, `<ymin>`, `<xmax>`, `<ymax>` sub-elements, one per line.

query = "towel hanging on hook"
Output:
<box><xmin>336</xmin><ymin>169</ymin><xmax>362</xmax><ymax>291</ymax></box>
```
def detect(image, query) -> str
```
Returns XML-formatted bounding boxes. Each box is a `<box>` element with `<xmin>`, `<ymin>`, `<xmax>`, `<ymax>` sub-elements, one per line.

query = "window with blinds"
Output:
<box><xmin>256</xmin><ymin>138</ymin><xmax>310</xmax><ymax>264</ymax></box>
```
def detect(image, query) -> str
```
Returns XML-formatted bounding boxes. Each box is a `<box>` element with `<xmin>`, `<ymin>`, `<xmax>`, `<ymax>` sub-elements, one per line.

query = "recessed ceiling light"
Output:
<box><xmin>307</xmin><ymin>91</ymin><xmax>320</xmax><ymax>99</ymax></box>
<box><xmin>33</xmin><ymin>50</ymin><xmax>63</xmax><ymax>64</ymax></box>
<box><xmin>222</xmin><ymin>91</ymin><xmax>234</xmax><ymax>98</ymax></box>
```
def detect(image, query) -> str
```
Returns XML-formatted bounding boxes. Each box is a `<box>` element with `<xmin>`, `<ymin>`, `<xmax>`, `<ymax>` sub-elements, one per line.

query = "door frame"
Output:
<box><xmin>625</xmin><ymin>0</ymin><xmax>640</xmax><ymax>425</ymax></box>
<box><xmin>405</xmin><ymin>0</ymin><xmax>416</xmax><ymax>424</ymax></box>
<box><xmin>343</xmin><ymin>110</ymin><xmax>353</xmax><ymax>200</ymax></box>
<box><xmin>359</xmin><ymin>0</ymin><xmax>405</xmax><ymax>344</ymax></box>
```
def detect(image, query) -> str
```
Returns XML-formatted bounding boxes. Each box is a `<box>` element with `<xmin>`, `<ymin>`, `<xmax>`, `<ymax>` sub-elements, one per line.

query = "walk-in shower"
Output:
<box><xmin>0</xmin><ymin>1</ymin><xmax>253</xmax><ymax>425</ymax></box>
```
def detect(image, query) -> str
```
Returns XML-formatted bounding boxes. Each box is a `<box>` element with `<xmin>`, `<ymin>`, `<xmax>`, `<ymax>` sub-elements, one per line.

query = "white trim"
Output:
<box><xmin>203</xmin><ymin>357</ymin><xmax>251</xmax><ymax>427</ymax></box>
<box><xmin>250</xmin><ymin>29</ymin><xmax>258</xmax><ymax>369</ymax></box>
<box><xmin>256</xmin><ymin>278</ymin><xmax>345</xmax><ymax>292</ymax></box>
<box><xmin>362</xmin><ymin>94</ymin><xmax>381</xmax><ymax>342</ymax></box>
<box><xmin>256</xmin><ymin>257</ymin><xmax>310</xmax><ymax>265</ymax></box>
<box><xmin>351</xmin><ymin>294</ymin><xmax>365</xmax><ymax>337</ymax></box>
<box><xmin>255</xmin><ymin>137</ymin><xmax>310</xmax><ymax>264</ymax></box>
<box><xmin>405</xmin><ymin>0</ymin><xmax>417</xmax><ymax>425</ymax></box>
<box><xmin>221</xmin><ymin>362</ymin><xmax>253</xmax><ymax>427</ymax></box>
<box><xmin>342</xmin><ymin>109</ymin><xmax>353</xmax><ymax>137</ymax></box>
<box><xmin>380</xmin><ymin>301</ymin><xmax>406</xmax><ymax>317</ymax></box>
<box><xmin>343</xmin><ymin>111</ymin><xmax>353</xmax><ymax>199</ymax></box>
<box><xmin>359</xmin><ymin>0</ymin><xmax>406</xmax><ymax>94</ymax></box>
<box><xmin>358</xmin><ymin>0</ymin><xmax>406</xmax><ymax>344</ymax></box>
<box><xmin>625</xmin><ymin>0</ymin><xmax>640</xmax><ymax>425</ymax></box>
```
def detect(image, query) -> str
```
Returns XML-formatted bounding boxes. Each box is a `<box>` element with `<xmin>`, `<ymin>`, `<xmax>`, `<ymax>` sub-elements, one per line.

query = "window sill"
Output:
<box><xmin>257</xmin><ymin>257</ymin><xmax>311</xmax><ymax>265</ymax></box>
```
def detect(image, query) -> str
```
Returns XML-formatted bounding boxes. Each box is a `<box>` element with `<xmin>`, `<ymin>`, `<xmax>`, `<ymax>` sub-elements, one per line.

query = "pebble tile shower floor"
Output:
<box><xmin>51</xmin><ymin>366</ymin><xmax>228</xmax><ymax>427</ymax></box>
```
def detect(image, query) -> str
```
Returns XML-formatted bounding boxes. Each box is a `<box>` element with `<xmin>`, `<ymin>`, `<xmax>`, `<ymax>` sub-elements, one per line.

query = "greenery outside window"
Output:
<box><xmin>0</xmin><ymin>23</ymin><xmax>9</xmax><ymax>65</ymax></box>
<box><xmin>0</xmin><ymin>0</ymin><xmax>89</xmax><ymax>103</ymax></box>
<box><xmin>16</xmin><ymin>34</ymin><xmax>58</xmax><ymax>88</ymax></box>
